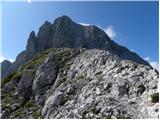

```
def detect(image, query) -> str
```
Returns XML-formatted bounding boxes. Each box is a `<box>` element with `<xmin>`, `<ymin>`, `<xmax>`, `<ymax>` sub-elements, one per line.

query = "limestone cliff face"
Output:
<box><xmin>25</xmin><ymin>15</ymin><xmax>150</xmax><ymax>66</ymax></box>
<box><xmin>1</xmin><ymin>16</ymin><xmax>158</xmax><ymax>119</ymax></box>
<box><xmin>1</xmin><ymin>15</ymin><xmax>150</xmax><ymax>79</ymax></box>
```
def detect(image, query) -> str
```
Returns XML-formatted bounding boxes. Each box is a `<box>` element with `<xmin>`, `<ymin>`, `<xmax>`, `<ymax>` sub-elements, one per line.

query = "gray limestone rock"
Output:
<box><xmin>1</xmin><ymin>60</ymin><xmax>12</xmax><ymax>79</ymax></box>
<box><xmin>41</xmin><ymin>49</ymin><xmax>158</xmax><ymax>119</ymax></box>
<box><xmin>26</xmin><ymin>31</ymin><xmax>38</xmax><ymax>61</ymax></box>
<box><xmin>17</xmin><ymin>70</ymin><xmax>35</xmax><ymax>100</ymax></box>
<box><xmin>32</xmin><ymin>52</ymin><xmax>58</xmax><ymax>106</ymax></box>
<box><xmin>4</xmin><ymin>51</ymin><xmax>26</xmax><ymax>79</ymax></box>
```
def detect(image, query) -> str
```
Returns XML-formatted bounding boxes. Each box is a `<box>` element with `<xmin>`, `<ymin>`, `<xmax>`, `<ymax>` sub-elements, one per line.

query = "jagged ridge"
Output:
<box><xmin>1</xmin><ymin>15</ymin><xmax>150</xmax><ymax>79</ymax></box>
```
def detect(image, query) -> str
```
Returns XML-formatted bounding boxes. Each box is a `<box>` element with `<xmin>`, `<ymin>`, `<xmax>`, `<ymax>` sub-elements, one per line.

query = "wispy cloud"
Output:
<box><xmin>79</xmin><ymin>23</ymin><xmax>117</xmax><ymax>39</ymax></box>
<box><xmin>103</xmin><ymin>25</ymin><xmax>117</xmax><ymax>39</ymax></box>
<box><xmin>144</xmin><ymin>57</ymin><xmax>150</xmax><ymax>61</ymax></box>
<box><xmin>79</xmin><ymin>22</ymin><xmax>90</xmax><ymax>26</ymax></box>
<box><xmin>144</xmin><ymin>57</ymin><xmax>159</xmax><ymax>70</ymax></box>
<box><xmin>0</xmin><ymin>56</ymin><xmax>14</xmax><ymax>63</ymax></box>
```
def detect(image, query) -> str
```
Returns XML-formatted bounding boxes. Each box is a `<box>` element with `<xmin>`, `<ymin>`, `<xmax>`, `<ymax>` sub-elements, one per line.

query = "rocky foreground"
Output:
<box><xmin>1</xmin><ymin>48</ymin><xmax>159</xmax><ymax>119</ymax></box>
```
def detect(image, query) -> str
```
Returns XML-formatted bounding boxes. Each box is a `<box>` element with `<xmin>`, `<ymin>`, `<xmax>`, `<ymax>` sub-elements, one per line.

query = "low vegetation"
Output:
<box><xmin>1</xmin><ymin>72</ymin><xmax>22</xmax><ymax>88</ymax></box>
<box><xmin>24</xmin><ymin>100</ymin><xmax>34</xmax><ymax>108</ymax></box>
<box><xmin>137</xmin><ymin>84</ymin><xmax>146</xmax><ymax>95</ymax></box>
<box><xmin>21</xmin><ymin>50</ymin><xmax>51</xmax><ymax>70</ymax></box>
<box><xmin>150</xmin><ymin>93</ymin><xmax>159</xmax><ymax>103</ymax></box>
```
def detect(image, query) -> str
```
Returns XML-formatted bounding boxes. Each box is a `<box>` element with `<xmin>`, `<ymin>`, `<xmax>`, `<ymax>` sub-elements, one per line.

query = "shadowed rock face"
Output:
<box><xmin>1</xmin><ymin>60</ymin><xmax>12</xmax><ymax>79</ymax></box>
<box><xmin>2</xmin><ymin>51</ymin><xmax>26</xmax><ymax>79</ymax></box>
<box><xmin>1</xmin><ymin>15</ymin><xmax>150</xmax><ymax>80</ymax></box>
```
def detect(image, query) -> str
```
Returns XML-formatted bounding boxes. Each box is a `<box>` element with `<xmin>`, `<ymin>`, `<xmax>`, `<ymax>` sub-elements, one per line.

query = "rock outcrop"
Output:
<box><xmin>1</xmin><ymin>60</ymin><xmax>12</xmax><ymax>79</ymax></box>
<box><xmin>32</xmin><ymin>52</ymin><xmax>58</xmax><ymax>106</ymax></box>
<box><xmin>1</xmin><ymin>16</ymin><xmax>159</xmax><ymax>119</ymax></box>
<box><xmin>3</xmin><ymin>51</ymin><xmax>26</xmax><ymax>79</ymax></box>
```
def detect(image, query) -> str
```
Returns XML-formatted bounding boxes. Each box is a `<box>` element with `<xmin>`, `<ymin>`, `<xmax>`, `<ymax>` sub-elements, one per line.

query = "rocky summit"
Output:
<box><xmin>1</xmin><ymin>16</ymin><xmax>159</xmax><ymax>119</ymax></box>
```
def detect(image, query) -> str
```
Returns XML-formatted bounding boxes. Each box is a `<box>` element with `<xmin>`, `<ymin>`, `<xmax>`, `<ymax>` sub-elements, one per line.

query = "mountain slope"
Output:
<box><xmin>1</xmin><ymin>16</ymin><xmax>158</xmax><ymax>119</ymax></box>
<box><xmin>1</xmin><ymin>48</ymin><xmax>158</xmax><ymax>119</ymax></box>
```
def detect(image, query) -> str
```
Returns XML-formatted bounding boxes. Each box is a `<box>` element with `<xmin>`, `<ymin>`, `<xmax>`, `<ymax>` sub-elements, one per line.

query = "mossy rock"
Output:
<box><xmin>150</xmin><ymin>93</ymin><xmax>159</xmax><ymax>103</ymax></box>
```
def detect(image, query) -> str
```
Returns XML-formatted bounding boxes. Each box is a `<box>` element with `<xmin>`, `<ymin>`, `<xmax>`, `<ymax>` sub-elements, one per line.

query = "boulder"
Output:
<box><xmin>17</xmin><ymin>70</ymin><xmax>35</xmax><ymax>100</ymax></box>
<box><xmin>32</xmin><ymin>52</ymin><xmax>58</xmax><ymax>106</ymax></box>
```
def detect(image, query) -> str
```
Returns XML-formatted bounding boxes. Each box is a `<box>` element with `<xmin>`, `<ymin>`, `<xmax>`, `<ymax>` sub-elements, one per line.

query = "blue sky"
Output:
<box><xmin>1</xmin><ymin>1</ymin><xmax>159</xmax><ymax>69</ymax></box>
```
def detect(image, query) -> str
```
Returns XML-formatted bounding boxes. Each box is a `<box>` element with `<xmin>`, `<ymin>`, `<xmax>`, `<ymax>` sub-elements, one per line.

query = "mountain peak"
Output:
<box><xmin>54</xmin><ymin>15</ymin><xmax>74</xmax><ymax>25</ymax></box>
<box><xmin>1</xmin><ymin>15</ymin><xmax>151</xmax><ymax>79</ymax></box>
<box><xmin>55</xmin><ymin>15</ymin><xmax>72</xmax><ymax>21</ymax></box>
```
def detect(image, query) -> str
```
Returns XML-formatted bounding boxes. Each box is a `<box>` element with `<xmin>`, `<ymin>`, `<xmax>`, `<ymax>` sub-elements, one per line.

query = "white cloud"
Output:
<box><xmin>8</xmin><ymin>59</ymin><xmax>14</xmax><ymax>63</ymax></box>
<box><xmin>144</xmin><ymin>57</ymin><xmax>150</xmax><ymax>61</ymax></box>
<box><xmin>0</xmin><ymin>56</ymin><xmax>5</xmax><ymax>63</ymax></box>
<box><xmin>79</xmin><ymin>22</ymin><xmax>90</xmax><ymax>26</ymax></box>
<box><xmin>103</xmin><ymin>25</ymin><xmax>117</xmax><ymax>39</ymax></box>
<box><xmin>144</xmin><ymin>57</ymin><xmax>159</xmax><ymax>71</ymax></box>
<box><xmin>0</xmin><ymin>56</ymin><xmax>14</xmax><ymax>63</ymax></box>
<box><xmin>149</xmin><ymin>61</ymin><xmax>159</xmax><ymax>71</ymax></box>
<box><xmin>27</xmin><ymin>0</ymin><xmax>31</xmax><ymax>3</ymax></box>
<box><xmin>79</xmin><ymin>23</ymin><xmax>117</xmax><ymax>39</ymax></box>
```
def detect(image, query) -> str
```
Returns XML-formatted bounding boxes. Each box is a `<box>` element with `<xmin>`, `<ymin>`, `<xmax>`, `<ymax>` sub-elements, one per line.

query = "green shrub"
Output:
<box><xmin>150</xmin><ymin>93</ymin><xmax>159</xmax><ymax>103</ymax></box>
<box><xmin>137</xmin><ymin>84</ymin><xmax>146</xmax><ymax>95</ymax></box>
<box><xmin>12</xmin><ymin>72</ymin><xmax>22</xmax><ymax>81</ymax></box>
<box><xmin>33</xmin><ymin>109</ymin><xmax>38</xmax><ymax>119</ymax></box>
<box><xmin>24</xmin><ymin>100</ymin><xmax>34</xmax><ymax>108</ymax></box>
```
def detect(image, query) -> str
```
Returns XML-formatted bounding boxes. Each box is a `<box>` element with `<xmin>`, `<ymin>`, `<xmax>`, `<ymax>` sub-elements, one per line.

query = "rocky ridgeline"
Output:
<box><xmin>1</xmin><ymin>16</ymin><xmax>159</xmax><ymax>119</ymax></box>
<box><xmin>1</xmin><ymin>48</ymin><xmax>159</xmax><ymax>119</ymax></box>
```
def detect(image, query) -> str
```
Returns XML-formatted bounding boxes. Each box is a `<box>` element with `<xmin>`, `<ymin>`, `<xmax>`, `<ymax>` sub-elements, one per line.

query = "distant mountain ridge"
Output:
<box><xmin>1</xmin><ymin>15</ymin><xmax>150</xmax><ymax>79</ymax></box>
